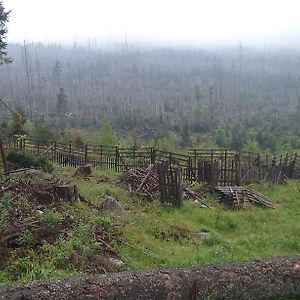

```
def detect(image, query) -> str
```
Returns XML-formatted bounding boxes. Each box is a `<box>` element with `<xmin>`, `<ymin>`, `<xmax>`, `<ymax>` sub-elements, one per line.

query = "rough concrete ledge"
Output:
<box><xmin>0</xmin><ymin>255</ymin><xmax>299</xmax><ymax>300</ymax></box>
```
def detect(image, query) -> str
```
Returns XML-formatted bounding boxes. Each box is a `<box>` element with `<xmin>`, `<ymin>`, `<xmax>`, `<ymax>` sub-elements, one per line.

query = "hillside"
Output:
<box><xmin>0</xmin><ymin>163</ymin><xmax>299</xmax><ymax>284</ymax></box>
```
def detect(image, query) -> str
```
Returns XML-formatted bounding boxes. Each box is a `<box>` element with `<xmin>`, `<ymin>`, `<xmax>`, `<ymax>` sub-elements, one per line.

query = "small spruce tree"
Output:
<box><xmin>0</xmin><ymin>1</ymin><xmax>12</xmax><ymax>65</ymax></box>
<box><xmin>56</xmin><ymin>88</ymin><xmax>68</xmax><ymax>114</ymax></box>
<box><xmin>99</xmin><ymin>119</ymin><xmax>117</xmax><ymax>146</ymax></box>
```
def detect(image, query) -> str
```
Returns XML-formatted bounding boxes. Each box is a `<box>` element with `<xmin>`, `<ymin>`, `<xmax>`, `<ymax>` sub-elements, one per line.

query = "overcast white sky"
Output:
<box><xmin>3</xmin><ymin>0</ymin><xmax>300</xmax><ymax>47</ymax></box>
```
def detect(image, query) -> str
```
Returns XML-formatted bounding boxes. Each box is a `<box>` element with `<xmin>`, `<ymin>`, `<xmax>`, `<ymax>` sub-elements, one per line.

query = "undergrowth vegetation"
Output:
<box><xmin>0</xmin><ymin>165</ymin><xmax>299</xmax><ymax>285</ymax></box>
<box><xmin>6</xmin><ymin>149</ymin><xmax>54</xmax><ymax>172</ymax></box>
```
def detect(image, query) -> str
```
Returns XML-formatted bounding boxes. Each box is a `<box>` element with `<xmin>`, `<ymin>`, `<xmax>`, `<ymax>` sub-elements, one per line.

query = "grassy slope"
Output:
<box><xmin>0</xmin><ymin>165</ymin><xmax>299</xmax><ymax>284</ymax></box>
<box><xmin>75</xmin><ymin>169</ymin><xmax>300</xmax><ymax>271</ymax></box>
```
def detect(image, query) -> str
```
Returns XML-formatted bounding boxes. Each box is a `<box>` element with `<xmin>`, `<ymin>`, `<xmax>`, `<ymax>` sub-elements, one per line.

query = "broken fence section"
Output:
<box><xmin>157</xmin><ymin>162</ymin><xmax>183</xmax><ymax>207</ymax></box>
<box><xmin>4</xmin><ymin>138</ymin><xmax>299</xmax><ymax>185</ymax></box>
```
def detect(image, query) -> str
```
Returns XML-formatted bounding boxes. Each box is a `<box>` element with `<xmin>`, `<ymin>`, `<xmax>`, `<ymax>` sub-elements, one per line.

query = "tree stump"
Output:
<box><xmin>74</xmin><ymin>165</ymin><xmax>92</xmax><ymax>177</ymax></box>
<box><xmin>53</xmin><ymin>185</ymin><xmax>78</xmax><ymax>201</ymax></box>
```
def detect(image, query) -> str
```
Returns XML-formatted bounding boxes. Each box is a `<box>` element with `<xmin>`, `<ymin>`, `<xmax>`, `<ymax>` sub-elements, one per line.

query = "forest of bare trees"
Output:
<box><xmin>0</xmin><ymin>42</ymin><xmax>299</xmax><ymax>151</ymax></box>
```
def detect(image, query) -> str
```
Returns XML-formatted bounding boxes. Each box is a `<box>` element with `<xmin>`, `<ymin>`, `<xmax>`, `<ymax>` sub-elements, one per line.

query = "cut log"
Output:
<box><xmin>0</xmin><ymin>256</ymin><xmax>299</xmax><ymax>299</ymax></box>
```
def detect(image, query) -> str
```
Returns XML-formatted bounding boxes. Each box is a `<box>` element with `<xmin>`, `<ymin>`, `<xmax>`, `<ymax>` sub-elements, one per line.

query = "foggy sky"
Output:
<box><xmin>3</xmin><ymin>0</ymin><xmax>300</xmax><ymax>48</ymax></box>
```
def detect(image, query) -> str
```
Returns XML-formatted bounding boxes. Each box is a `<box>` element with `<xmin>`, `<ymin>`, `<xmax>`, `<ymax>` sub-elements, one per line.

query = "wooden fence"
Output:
<box><xmin>4</xmin><ymin>138</ymin><xmax>299</xmax><ymax>186</ymax></box>
<box><xmin>157</xmin><ymin>162</ymin><xmax>182</xmax><ymax>207</ymax></box>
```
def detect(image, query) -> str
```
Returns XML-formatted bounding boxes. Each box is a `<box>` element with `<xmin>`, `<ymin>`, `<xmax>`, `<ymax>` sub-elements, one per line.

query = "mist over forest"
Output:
<box><xmin>0</xmin><ymin>42</ymin><xmax>299</xmax><ymax>152</ymax></box>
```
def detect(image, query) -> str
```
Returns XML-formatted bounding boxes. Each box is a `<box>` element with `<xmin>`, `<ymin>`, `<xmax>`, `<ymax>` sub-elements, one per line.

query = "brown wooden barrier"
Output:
<box><xmin>157</xmin><ymin>162</ymin><xmax>182</xmax><ymax>207</ymax></box>
<box><xmin>4</xmin><ymin>138</ymin><xmax>299</xmax><ymax>185</ymax></box>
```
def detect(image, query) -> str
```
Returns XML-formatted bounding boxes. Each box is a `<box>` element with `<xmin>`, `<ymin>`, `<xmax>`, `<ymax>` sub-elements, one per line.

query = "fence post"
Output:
<box><xmin>224</xmin><ymin>150</ymin><xmax>228</xmax><ymax>185</ymax></box>
<box><xmin>247</xmin><ymin>151</ymin><xmax>251</xmax><ymax>183</ymax></box>
<box><xmin>100</xmin><ymin>146</ymin><xmax>103</xmax><ymax>168</ymax></box>
<box><xmin>37</xmin><ymin>140</ymin><xmax>40</xmax><ymax>155</ymax></box>
<box><xmin>115</xmin><ymin>146</ymin><xmax>119</xmax><ymax>172</ymax></box>
<box><xmin>84</xmin><ymin>144</ymin><xmax>88</xmax><ymax>165</ymax></box>
<box><xmin>68</xmin><ymin>142</ymin><xmax>71</xmax><ymax>155</ymax></box>
<box><xmin>257</xmin><ymin>153</ymin><xmax>261</xmax><ymax>180</ymax></box>
<box><xmin>169</xmin><ymin>152</ymin><xmax>172</xmax><ymax>165</ymax></box>
<box><xmin>150</xmin><ymin>148</ymin><xmax>156</xmax><ymax>165</ymax></box>
<box><xmin>53</xmin><ymin>141</ymin><xmax>57</xmax><ymax>162</ymax></box>
<box><xmin>133</xmin><ymin>146</ymin><xmax>136</xmax><ymax>167</ymax></box>
<box><xmin>188</xmin><ymin>156</ymin><xmax>193</xmax><ymax>183</ymax></box>
<box><xmin>284</xmin><ymin>152</ymin><xmax>289</xmax><ymax>179</ymax></box>
<box><xmin>236</xmin><ymin>152</ymin><xmax>241</xmax><ymax>186</ymax></box>
<box><xmin>292</xmin><ymin>152</ymin><xmax>297</xmax><ymax>178</ymax></box>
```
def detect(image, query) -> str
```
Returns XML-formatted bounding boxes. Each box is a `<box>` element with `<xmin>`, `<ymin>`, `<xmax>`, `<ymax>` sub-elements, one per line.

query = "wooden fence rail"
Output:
<box><xmin>4</xmin><ymin>138</ymin><xmax>299</xmax><ymax>186</ymax></box>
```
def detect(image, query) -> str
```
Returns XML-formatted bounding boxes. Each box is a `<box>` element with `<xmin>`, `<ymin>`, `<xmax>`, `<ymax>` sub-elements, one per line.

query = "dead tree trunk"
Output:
<box><xmin>0</xmin><ymin>255</ymin><xmax>298</xmax><ymax>300</ymax></box>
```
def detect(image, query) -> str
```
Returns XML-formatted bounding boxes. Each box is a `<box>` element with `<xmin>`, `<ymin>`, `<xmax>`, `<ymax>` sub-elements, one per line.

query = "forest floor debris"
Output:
<box><xmin>121</xmin><ymin>164</ymin><xmax>159</xmax><ymax>199</ymax></box>
<box><xmin>182</xmin><ymin>186</ymin><xmax>211</xmax><ymax>208</ymax></box>
<box><xmin>121</xmin><ymin>165</ymin><xmax>275</xmax><ymax>210</ymax></box>
<box><xmin>0</xmin><ymin>178</ymin><xmax>78</xmax><ymax>205</ymax></box>
<box><xmin>0</xmin><ymin>176</ymin><xmax>121</xmax><ymax>277</ymax></box>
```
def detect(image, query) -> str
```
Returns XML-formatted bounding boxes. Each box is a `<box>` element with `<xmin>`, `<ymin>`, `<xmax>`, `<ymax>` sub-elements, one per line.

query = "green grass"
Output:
<box><xmin>73</xmin><ymin>168</ymin><xmax>300</xmax><ymax>271</ymax></box>
<box><xmin>0</xmin><ymin>165</ymin><xmax>299</xmax><ymax>284</ymax></box>
<box><xmin>117</xmin><ymin>189</ymin><xmax>300</xmax><ymax>270</ymax></box>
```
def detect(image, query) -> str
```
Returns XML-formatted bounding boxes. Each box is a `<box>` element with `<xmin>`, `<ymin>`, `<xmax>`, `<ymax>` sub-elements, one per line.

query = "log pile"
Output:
<box><xmin>121</xmin><ymin>164</ymin><xmax>159</xmax><ymax>199</ymax></box>
<box><xmin>215</xmin><ymin>186</ymin><xmax>276</xmax><ymax>208</ymax></box>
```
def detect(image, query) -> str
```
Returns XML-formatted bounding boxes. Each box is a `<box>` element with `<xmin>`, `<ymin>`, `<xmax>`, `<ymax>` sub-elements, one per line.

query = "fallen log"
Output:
<box><xmin>0</xmin><ymin>255</ymin><xmax>299</xmax><ymax>299</ymax></box>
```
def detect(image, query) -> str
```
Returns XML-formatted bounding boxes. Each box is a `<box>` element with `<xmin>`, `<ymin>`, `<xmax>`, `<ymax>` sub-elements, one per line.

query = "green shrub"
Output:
<box><xmin>6</xmin><ymin>149</ymin><xmax>54</xmax><ymax>172</ymax></box>
<box><xmin>39</xmin><ymin>210</ymin><xmax>63</xmax><ymax>228</ymax></box>
<box><xmin>18</xmin><ymin>230</ymin><xmax>37</xmax><ymax>249</ymax></box>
